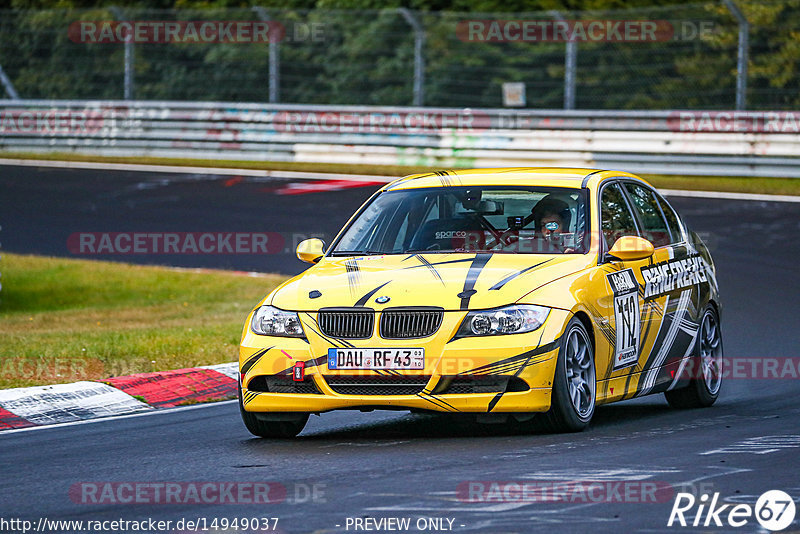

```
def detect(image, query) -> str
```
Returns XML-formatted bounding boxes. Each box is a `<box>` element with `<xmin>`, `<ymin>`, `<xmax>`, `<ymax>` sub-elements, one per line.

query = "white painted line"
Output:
<box><xmin>0</xmin><ymin>400</ymin><xmax>237</xmax><ymax>436</ymax></box>
<box><xmin>3</xmin><ymin>157</ymin><xmax>797</xmax><ymax>201</ymax></box>
<box><xmin>0</xmin><ymin>157</ymin><xmax>395</xmax><ymax>183</ymax></box>
<box><xmin>163</xmin><ymin>265</ymin><xmax>273</xmax><ymax>278</ymax></box>
<box><xmin>518</xmin><ymin>468</ymin><xmax>681</xmax><ymax>481</ymax></box>
<box><xmin>0</xmin><ymin>381</ymin><xmax>152</xmax><ymax>426</ymax></box>
<box><xmin>700</xmin><ymin>435</ymin><xmax>800</xmax><ymax>455</ymax></box>
<box><xmin>662</xmin><ymin>188</ymin><xmax>800</xmax><ymax>203</ymax></box>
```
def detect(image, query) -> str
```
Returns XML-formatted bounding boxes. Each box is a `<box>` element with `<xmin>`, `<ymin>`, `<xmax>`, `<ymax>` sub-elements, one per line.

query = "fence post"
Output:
<box><xmin>397</xmin><ymin>8</ymin><xmax>425</xmax><ymax>107</ymax></box>
<box><xmin>0</xmin><ymin>64</ymin><xmax>20</xmax><ymax>99</ymax></box>
<box><xmin>110</xmin><ymin>7</ymin><xmax>134</xmax><ymax>100</ymax></box>
<box><xmin>549</xmin><ymin>11</ymin><xmax>576</xmax><ymax>110</ymax></box>
<box><xmin>253</xmin><ymin>7</ymin><xmax>280</xmax><ymax>103</ymax></box>
<box><xmin>723</xmin><ymin>0</ymin><xmax>749</xmax><ymax>110</ymax></box>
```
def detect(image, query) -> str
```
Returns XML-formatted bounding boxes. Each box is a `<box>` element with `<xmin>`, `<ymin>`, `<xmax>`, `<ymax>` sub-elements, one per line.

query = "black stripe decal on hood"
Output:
<box><xmin>344</xmin><ymin>259</ymin><xmax>361</xmax><ymax>296</ymax></box>
<box><xmin>354</xmin><ymin>281</ymin><xmax>390</xmax><ymax>307</ymax></box>
<box><xmin>459</xmin><ymin>253</ymin><xmax>492</xmax><ymax>309</ymax></box>
<box><xmin>401</xmin><ymin>257</ymin><xmax>475</xmax><ymax>270</ymax></box>
<box><xmin>414</xmin><ymin>254</ymin><xmax>445</xmax><ymax>285</ymax></box>
<box><xmin>488</xmin><ymin>260</ymin><xmax>552</xmax><ymax>291</ymax></box>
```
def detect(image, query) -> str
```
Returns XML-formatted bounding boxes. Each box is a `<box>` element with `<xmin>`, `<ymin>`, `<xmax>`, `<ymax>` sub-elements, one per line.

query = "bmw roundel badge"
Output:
<box><xmin>375</xmin><ymin>296</ymin><xmax>390</xmax><ymax>304</ymax></box>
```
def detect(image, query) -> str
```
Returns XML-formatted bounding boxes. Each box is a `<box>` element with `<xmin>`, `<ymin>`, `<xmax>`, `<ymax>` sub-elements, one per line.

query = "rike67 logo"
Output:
<box><xmin>668</xmin><ymin>490</ymin><xmax>796</xmax><ymax>531</ymax></box>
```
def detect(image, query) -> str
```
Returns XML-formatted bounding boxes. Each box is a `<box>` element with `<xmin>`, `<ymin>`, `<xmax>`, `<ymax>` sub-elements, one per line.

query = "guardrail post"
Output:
<box><xmin>254</xmin><ymin>7</ymin><xmax>280</xmax><ymax>103</ymax></box>
<box><xmin>550</xmin><ymin>11</ymin><xmax>576</xmax><ymax>110</ymax></box>
<box><xmin>397</xmin><ymin>8</ymin><xmax>425</xmax><ymax>107</ymax></box>
<box><xmin>110</xmin><ymin>7</ymin><xmax>134</xmax><ymax>100</ymax></box>
<box><xmin>723</xmin><ymin>0</ymin><xmax>749</xmax><ymax>110</ymax></box>
<box><xmin>0</xmin><ymin>64</ymin><xmax>20</xmax><ymax>100</ymax></box>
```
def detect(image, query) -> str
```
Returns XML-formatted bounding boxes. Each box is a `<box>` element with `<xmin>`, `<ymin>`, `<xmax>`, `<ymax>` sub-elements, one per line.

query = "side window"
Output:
<box><xmin>600</xmin><ymin>183</ymin><xmax>638</xmax><ymax>250</ymax></box>
<box><xmin>623</xmin><ymin>183</ymin><xmax>671</xmax><ymax>248</ymax></box>
<box><xmin>655</xmin><ymin>194</ymin><xmax>684</xmax><ymax>244</ymax></box>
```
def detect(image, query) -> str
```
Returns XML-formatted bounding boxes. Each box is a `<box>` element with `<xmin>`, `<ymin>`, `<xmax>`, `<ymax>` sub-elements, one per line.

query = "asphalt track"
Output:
<box><xmin>1</xmin><ymin>164</ymin><xmax>800</xmax><ymax>533</ymax></box>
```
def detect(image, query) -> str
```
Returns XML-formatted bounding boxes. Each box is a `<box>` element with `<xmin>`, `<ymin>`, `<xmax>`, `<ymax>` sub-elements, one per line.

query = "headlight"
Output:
<box><xmin>455</xmin><ymin>305</ymin><xmax>550</xmax><ymax>338</ymax></box>
<box><xmin>251</xmin><ymin>305</ymin><xmax>305</xmax><ymax>337</ymax></box>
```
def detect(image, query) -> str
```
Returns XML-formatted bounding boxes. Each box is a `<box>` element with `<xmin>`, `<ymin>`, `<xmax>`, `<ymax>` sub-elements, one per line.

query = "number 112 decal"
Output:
<box><xmin>606</xmin><ymin>268</ymin><xmax>641</xmax><ymax>370</ymax></box>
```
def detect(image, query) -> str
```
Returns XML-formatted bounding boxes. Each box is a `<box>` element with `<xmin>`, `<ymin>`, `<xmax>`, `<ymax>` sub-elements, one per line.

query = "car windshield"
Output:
<box><xmin>331</xmin><ymin>186</ymin><xmax>589</xmax><ymax>255</ymax></box>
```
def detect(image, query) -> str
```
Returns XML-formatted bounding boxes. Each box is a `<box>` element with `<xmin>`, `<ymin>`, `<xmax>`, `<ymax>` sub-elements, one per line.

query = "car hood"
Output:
<box><xmin>269</xmin><ymin>253</ymin><xmax>591</xmax><ymax>311</ymax></box>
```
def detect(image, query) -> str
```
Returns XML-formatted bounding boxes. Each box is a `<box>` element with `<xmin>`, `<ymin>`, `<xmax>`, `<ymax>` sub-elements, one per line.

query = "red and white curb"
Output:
<box><xmin>0</xmin><ymin>362</ymin><xmax>239</xmax><ymax>431</ymax></box>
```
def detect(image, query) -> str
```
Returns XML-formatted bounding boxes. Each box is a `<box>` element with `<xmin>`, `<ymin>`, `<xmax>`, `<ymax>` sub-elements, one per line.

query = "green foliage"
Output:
<box><xmin>0</xmin><ymin>253</ymin><xmax>286</xmax><ymax>388</ymax></box>
<box><xmin>0</xmin><ymin>1</ymin><xmax>797</xmax><ymax>109</ymax></box>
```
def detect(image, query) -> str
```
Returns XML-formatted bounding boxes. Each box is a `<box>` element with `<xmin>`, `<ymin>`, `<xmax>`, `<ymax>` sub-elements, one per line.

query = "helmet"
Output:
<box><xmin>531</xmin><ymin>195</ymin><xmax>572</xmax><ymax>231</ymax></box>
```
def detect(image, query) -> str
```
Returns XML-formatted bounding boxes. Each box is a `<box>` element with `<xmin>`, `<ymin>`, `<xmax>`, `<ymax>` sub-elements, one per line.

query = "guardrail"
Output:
<box><xmin>1</xmin><ymin>100</ymin><xmax>799</xmax><ymax>177</ymax></box>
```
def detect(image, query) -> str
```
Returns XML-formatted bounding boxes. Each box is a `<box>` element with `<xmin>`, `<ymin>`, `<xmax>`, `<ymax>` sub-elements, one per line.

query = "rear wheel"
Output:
<box><xmin>664</xmin><ymin>305</ymin><xmax>722</xmax><ymax>409</ymax></box>
<box><xmin>543</xmin><ymin>317</ymin><xmax>596</xmax><ymax>432</ymax></box>
<box><xmin>238</xmin><ymin>382</ymin><xmax>308</xmax><ymax>438</ymax></box>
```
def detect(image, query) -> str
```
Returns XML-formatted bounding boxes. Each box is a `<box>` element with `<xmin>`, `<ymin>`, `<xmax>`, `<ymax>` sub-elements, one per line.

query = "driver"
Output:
<box><xmin>531</xmin><ymin>196</ymin><xmax>571</xmax><ymax>236</ymax></box>
<box><xmin>529</xmin><ymin>196</ymin><xmax>573</xmax><ymax>252</ymax></box>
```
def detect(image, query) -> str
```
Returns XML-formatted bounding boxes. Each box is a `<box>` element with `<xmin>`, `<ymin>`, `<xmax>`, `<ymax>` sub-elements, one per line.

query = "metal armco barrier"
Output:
<box><xmin>1</xmin><ymin>100</ymin><xmax>799</xmax><ymax>177</ymax></box>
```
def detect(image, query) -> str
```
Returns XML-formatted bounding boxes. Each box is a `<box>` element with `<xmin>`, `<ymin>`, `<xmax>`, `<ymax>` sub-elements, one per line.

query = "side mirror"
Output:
<box><xmin>607</xmin><ymin>235</ymin><xmax>655</xmax><ymax>262</ymax></box>
<box><xmin>296</xmin><ymin>238</ymin><xmax>325</xmax><ymax>264</ymax></box>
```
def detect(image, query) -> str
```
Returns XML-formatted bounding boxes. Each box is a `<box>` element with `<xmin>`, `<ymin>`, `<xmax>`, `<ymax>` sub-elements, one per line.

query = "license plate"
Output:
<box><xmin>327</xmin><ymin>348</ymin><xmax>424</xmax><ymax>370</ymax></box>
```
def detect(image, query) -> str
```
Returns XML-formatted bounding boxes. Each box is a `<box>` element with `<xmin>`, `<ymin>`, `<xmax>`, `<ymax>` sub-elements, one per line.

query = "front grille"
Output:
<box><xmin>324</xmin><ymin>375</ymin><xmax>431</xmax><ymax>396</ymax></box>
<box><xmin>247</xmin><ymin>375</ymin><xmax>321</xmax><ymax>394</ymax></box>
<box><xmin>380</xmin><ymin>308</ymin><xmax>443</xmax><ymax>339</ymax></box>
<box><xmin>318</xmin><ymin>308</ymin><xmax>374</xmax><ymax>339</ymax></box>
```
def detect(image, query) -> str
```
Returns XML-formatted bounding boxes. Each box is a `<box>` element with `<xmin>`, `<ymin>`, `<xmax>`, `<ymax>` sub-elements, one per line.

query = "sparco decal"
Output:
<box><xmin>606</xmin><ymin>268</ymin><xmax>640</xmax><ymax>370</ymax></box>
<box><xmin>435</xmin><ymin>231</ymin><xmax>468</xmax><ymax>239</ymax></box>
<box><xmin>641</xmin><ymin>254</ymin><xmax>707</xmax><ymax>299</ymax></box>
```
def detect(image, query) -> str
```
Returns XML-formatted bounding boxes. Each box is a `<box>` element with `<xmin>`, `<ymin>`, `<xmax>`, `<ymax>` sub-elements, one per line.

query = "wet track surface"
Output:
<box><xmin>1</xmin><ymin>164</ymin><xmax>800</xmax><ymax>533</ymax></box>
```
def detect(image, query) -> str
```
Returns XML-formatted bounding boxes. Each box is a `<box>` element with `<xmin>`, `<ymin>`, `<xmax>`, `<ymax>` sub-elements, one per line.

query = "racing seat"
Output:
<box><xmin>409</xmin><ymin>217</ymin><xmax>486</xmax><ymax>251</ymax></box>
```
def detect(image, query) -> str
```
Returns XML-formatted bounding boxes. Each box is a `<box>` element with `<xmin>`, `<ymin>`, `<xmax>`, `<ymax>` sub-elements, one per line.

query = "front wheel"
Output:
<box><xmin>543</xmin><ymin>317</ymin><xmax>596</xmax><ymax>432</ymax></box>
<box><xmin>238</xmin><ymin>382</ymin><xmax>308</xmax><ymax>438</ymax></box>
<box><xmin>664</xmin><ymin>305</ymin><xmax>722</xmax><ymax>409</ymax></box>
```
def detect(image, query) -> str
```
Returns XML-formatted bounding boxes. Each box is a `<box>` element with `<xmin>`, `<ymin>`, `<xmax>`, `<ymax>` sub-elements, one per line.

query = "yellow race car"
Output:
<box><xmin>238</xmin><ymin>168</ymin><xmax>722</xmax><ymax>437</ymax></box>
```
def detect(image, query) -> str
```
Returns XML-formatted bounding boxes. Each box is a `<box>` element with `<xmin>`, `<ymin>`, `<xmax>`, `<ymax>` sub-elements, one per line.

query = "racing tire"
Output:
<box><xmin>543</xmin><ymin>317</ymin><xmax>596</xmax><ymax>432</ymax></box>
<box><xmin>238</xmin><ymin>382</ymin><xmax>308</xmax><ymax>438</ymax></box>
<box><xmin>664</xmin><ymin>305</ymin><xmax>722</xmax><ymax>409</ymax></box>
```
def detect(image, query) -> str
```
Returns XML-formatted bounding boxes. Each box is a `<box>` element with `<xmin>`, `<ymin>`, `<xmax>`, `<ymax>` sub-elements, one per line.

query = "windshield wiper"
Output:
<box><xmin>328</xmin><ymin>250</ymin><xmax>383</xmax><ymax>256</ymax></box>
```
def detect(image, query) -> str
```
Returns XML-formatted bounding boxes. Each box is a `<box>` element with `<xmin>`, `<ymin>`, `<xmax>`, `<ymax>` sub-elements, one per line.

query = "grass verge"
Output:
<box><xmin>0</xmin><ymin>253</ymin><xmax>287</xmax><ymax>389</ymax></box>
<box><xmin>2</xmin><ymin>151</ymin><xmax>799</xmax><ymax>196</ymax></box>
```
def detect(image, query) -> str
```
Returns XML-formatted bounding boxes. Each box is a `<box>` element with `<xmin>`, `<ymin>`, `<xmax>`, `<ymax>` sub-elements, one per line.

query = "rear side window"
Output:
<box><xmin>656</xmin><ymin>194</ymin><xmax>684</xmax><ymax>244</ymax></box>
<box><xmin>623</xmin><ymin>183</ymin><xmax>671</xmax><ymax>248</ymax></box>
<box><xmin>600</xmin><ymin>183</ymin><xmax>638</xmax><ymax>250</ymax></box>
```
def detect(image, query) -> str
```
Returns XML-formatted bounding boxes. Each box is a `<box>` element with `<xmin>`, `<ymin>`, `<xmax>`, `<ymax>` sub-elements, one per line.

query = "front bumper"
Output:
<box><xmin>239</xmin><ymin>308</ymin><xmax>569</xmax><ymax>414</ymax></box>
